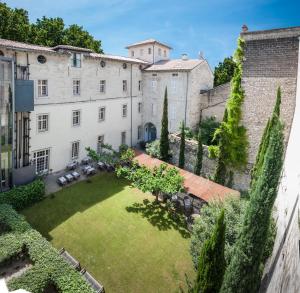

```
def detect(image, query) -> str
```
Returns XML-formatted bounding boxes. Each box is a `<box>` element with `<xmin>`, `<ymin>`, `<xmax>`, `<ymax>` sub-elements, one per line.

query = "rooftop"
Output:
<box><xmin>126</xmin><ymin>38</ymin><xmax>172</xmax><ymax>49</ymax></box>
<box><xmin>134</xmin><ymin>151</ymin><xmax>239</xmax><ymax>202</ymax></box>
<box><xmin>144</xmin><ymin>58</ymin><xmax>205</xmax><ymax>71</ymax></box>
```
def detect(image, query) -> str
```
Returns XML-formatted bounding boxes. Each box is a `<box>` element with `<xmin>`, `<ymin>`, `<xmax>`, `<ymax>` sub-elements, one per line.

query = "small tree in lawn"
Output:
<box><xmin>116</xmin><ymin>162</ymin><xmax>184</xmax><ymax>202</ymax></box>
<box><xmin>160</xmin><ymin>87</ymin><xmax>170</xmax><ymax>161</ymax></box>
<box><xmin>178</xmin><ymin>121</ymin><xmax>186</xmax><ymax>168</ymax></box>
<box><xmin>193</xmin><ymin>209</ymin><xmax>226</xmax><ymax>293</ymax></box>
<box><xmin>194</xmin><ymin>127</ymin><xmax>203</xmax><ymax>176</ymax></box>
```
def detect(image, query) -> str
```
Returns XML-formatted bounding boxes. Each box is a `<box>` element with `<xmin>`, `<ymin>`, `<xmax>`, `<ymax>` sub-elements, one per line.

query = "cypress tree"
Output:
<box><xmin>178</xmin><ymin>121</ymin><xmax>185</xmax><ymax>168</ymax></box>
<box><xmin>221</xmin><ymin>112</ymin><xmax>284</xmax><ymax>293</ymax></box>
<box><xmin>194</xmin><ymin>209</ymin><xmax>226</xmax><ymax>293</ymax></box>
<box><xmin>160</xmin><ymin>87</ymin><xmax>170</xmax><ymax>161</ymax></box>
<box><xmin>250</xmin><ymin>87</ymin><xmax>281</xmax><ymax>188</ymax></box>
<box><xmin>194</xmin><ymin>127</ymin><xmax>203</xmax><ymax>176</ymax></box>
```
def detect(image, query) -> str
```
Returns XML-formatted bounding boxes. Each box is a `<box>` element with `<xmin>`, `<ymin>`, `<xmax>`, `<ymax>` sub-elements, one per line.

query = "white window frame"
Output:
<box><xmin>97</xmin><ymin>135</ymin><xmax>104</xmax><ymax>153</ymax></box>
<box><xmin>73</xmin><ymin>79</ymin><xmax>81</xmax><ymax>96</ymax></box>
<box><xmin>100</xmin><ymin>80</ymin><xmax>106</xmax><ymax>93</ymax></box>
<box><xmin>32</xmin><ymin>149</ymin><xmax>50</xmax><ymax>174</ymax></box>
<box><xmin>71</xmin><ymin>141</ymin><xmax>80</xmax><ymax>160</ymax></box>
<box><xmin>37</xmin><ymin>114</ymin><xmax>49</xmax><ymax>132</ymax></box>
<box><xmin>121</xmin><ymin>131</ymin><xmax>126</xmax><ymax>145</ymax></box>
<box><xmin>122</xmin><ymin>104</ymin><xmax>128</xmax><ymax>118</ymax></box>
<box><xmin>151</xmin><ymin>79</ymin><xmax>157</xmax><ymax>89</ymax></box>
<box><xmin>138</xmin><ymin>102</ymin><xmax>142</xmax><ymax>113</ymax></box>
<box><xmin>38</xmin><ymin>80</ymin><xmax>48</xmax><ymax>97</ymax></box>
<box><xmin>164</xmin><ymin>50</ymin><xmax>167</xmax><ymax>57</ymax></box>
<box><xmin>98</xmin><ymin>106</ymin><xmax>106</xmax><ymax>122</ymax></box>
<box><xmin>122</xmin><ymin>80</ymin><xmax>127</xmax><ymax>92</ymax></box>
<box><xmin>71</xmin><ymin>53</ymin><xmax>81</xmax><ymax>68</ymax></box>
<box><xmin>148</xmin><ymin>47</ymin><xmax>152</xmax><ymax>55</ymax></box>
<box><xmin>72</xmin><ymin>110</ymin><xmax>81</xmax><ymax>126</ymax></box>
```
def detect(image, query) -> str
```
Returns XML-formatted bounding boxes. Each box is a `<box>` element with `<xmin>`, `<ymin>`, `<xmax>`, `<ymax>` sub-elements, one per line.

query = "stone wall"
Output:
<box><xmin>199</xmin><ymin>82</ymin><xmax>230</xmax><ymax>122</ymax></box>
<box><xmin>169</xmin><ymin>134</ymin><xmax>251</xmax><ymax>191</ymax></box>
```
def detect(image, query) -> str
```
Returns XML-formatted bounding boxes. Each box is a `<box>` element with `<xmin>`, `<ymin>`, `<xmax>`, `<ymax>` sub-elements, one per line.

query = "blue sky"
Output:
<box><xmin>5</xmin><ymin>0</ymin><xmax>300</xmax><ymax>68</ymax></box>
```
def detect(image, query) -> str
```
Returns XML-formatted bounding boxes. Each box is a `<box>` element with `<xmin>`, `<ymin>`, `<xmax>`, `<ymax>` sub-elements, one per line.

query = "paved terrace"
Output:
<box><xmin>134</xmin><ymin>151</ymin><xmax>240</xmax><ymax>202</ymax></box>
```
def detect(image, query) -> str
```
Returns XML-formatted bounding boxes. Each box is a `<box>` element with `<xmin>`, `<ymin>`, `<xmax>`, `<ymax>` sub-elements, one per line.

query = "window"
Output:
<box><xmin>164</xmin><ymin>50</ymin><xmax>167</xmax><ymax>57</ymax></box>
<box><xmin>100</xmin><ymin>80</ymin><xmax>106</xmax><ymax>93</ymax></box>
<box><xmin>97</xmin><ymin>135</ymin><xmax>104</xmax><ymax>153</ymax></box>
<box><xmin>122</xmin><ymin>104</ymin><xmax>127</xmax><ymax>117</ymax></box>
<box><xmin>140</xmin><ymin>49</ymin><xmax>144</xmax><ymax>56</ymax></box>
<box><xmin>151</xmin><ymin>80</ymin><xmax>157</xmax><ymax>89</ymax></box>
<box><xmin>158</xmin><ymin>48</ymin><xmax>162</xmax><ymax>56</ymax></box>
<box><xmin>121</xmin><ymin>131</ymin><xmax>126</xmax><ymax>145</ymax></box>
<box><xmin>0</xmin><ymin>50</ymin><xmax>4</xmax><ymax>56</ymax></box>
<box><xmin>38</xmin><ymin>80</ymin><xmax>48</xmax><ymax>97</ymax></box>
<box><xmin>72</xmin><ymin>110</ymin><xmax>81</xmax><ymax>126</ymax></box>
<box><xmin>71</xmin><ymin>141</ymin><xmax>80</xmax><ymax>159</ymax></box>
<box><xmin>122</xmin><ymin>80</ymin><xmax>127</xmax><ymax>92</ymax></box>
<box><xmin>138</xmin><ymin>125</ymin><xmax>142</xmax><ymax>140</ymax></box>
<box><xmin>37</xmin><ymin>55</ymin><xmax>46</xmax><ymax>64</ymax></box>
<box><xmin>37</xmin><ymin>114</ymin><xmax>49</xmax><ymax>132</ymax></box>
<box><xmin>33</xmin><ymin>149</ymin><xmax>50</xmax><ymax>174</ymax></box>
<box><xmin>138</xmin><ymin>80</ymin><xmax>142</xmax><ymax>91</ymax></box>
<box><xmin>73</xmin><ymin>79</ymin><xmax>80</xmax><ymax>95</ymax></box>
<box><xmin>138</xmin><ymin>102</ymin><xmax>142</xmax><ymax>113</ymax></box>
<box><xmin>71</xmin><ymin>53</ymin><xmax>81</xmax><ymax>68</ymax></box>
<box><xmin>99</xmin><ymin>107</ymin><xmax>105</xmax><ymax>121</ymax></box>
<box><xmin>148</xmin><ymin>47</ymin><xmax>152</xmax><ymax>54</ymax></box>
<box><xmin>131</xmin><ymin>51</ymin><xmax>134</xmax><ymax>57</ymax></box>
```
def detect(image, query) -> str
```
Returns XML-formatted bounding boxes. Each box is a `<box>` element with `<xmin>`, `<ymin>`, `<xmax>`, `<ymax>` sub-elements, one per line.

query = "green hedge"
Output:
<box><xmin>0</xmin><ymin>180</ymin><xmax>45</xmax><ymax>210</ymax></box>
<box><xmin>0</xmin><ymin>204</ymin><xmax>95</xmax><ymax>293</ymax></box>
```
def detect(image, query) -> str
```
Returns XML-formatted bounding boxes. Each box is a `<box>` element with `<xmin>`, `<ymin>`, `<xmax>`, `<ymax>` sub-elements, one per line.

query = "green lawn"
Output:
<box><xmin>22</xmin><ymin>173</ymin><xmax>195</xmax><ymax>293</ymax></box>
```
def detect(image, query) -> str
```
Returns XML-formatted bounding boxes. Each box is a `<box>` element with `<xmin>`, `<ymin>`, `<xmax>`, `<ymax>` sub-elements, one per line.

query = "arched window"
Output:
<box><xmin>0</xmin><ymin>50</ymin><xmax>4</xmax><ymax>56</ymax></box>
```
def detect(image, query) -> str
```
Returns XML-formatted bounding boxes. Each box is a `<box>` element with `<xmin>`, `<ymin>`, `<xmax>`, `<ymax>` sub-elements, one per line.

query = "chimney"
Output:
<box><xmin>198</xmin><ymin>51</ymin><xmax>204</xmax><ymax>60</ymax></box>
<box><xmin>181</xmin><ymin>53</ymin><xmax>188</xmax><ymax>61</ymax></box>
<box><xmin>242</xmin><ymin>24</ymin><xmax>248</xmax><ymax>32</ymax></box>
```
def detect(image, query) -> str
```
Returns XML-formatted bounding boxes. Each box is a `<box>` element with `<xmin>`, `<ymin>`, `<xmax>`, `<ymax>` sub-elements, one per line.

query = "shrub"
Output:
<box><xmin>199</xmin><ymin>117</ymin><xmax>220</xmax><ymax>146</ymax></box>
<box><xmin>0</xmin><ymin>180</ymin><xmax>45</xmax><ymax>211</ymax></box>
<box><xmin>146</xmin><ymin>140</ymin><xmax>161</xmax><ymax>159</ymax></box>
<box><xmin>119</xmin><ymin>143</ymin><xmax>129</xmax><ymax>154</ymax></box>
<box><xmin>0</xmin><ymin>204</ymin><xmax>95</xmax><ymax>293</ymax></box>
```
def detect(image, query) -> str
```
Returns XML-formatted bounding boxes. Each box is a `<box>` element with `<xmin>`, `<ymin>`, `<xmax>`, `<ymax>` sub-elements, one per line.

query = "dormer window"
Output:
<box><xmin>71</xmin><ymin>53</ymin><xmax>81</xmax><ymax>68</ymax></box>
<box><xmin>164</xmin><ymin>50</ymin><xmax>167</xmax><ymax>57</ymax></box>
<box><xmin>131</xmin><ymin>51</ymin><xmax>134</xmax><ymax>57</ymax></box>
<box><xmin>148</xmin><ymin>48</ymin><xmax>152</xmax><ymax>55</ymax></box>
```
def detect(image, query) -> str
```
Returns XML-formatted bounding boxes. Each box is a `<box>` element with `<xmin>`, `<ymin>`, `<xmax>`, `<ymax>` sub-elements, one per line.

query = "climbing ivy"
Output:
<box><xmin>209</xmin><ymin>38</ymin><xmax>248</xmax><ymax>183</ymax></box>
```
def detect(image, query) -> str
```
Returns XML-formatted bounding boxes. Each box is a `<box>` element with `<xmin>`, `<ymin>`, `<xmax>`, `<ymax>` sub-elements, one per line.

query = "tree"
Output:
<box><xmin>250</xmin><ymin>87</ymin><xmax>281</xmax><ymax>188</ymax></box>
<box><xmin>193</xmin><ymin>209</ymin><xmax>226</xmax><ymax>293</ymax></box>
<box><xmin>221</xmin><ymin>110</ymin><xmax>284</xmax><ymax>292</ymax></box>
<box><xmin>116</xmin><ymin>162</ymin><xmax>184</xmax><ymax>202</ymax></box>
<box><xmin>178</xmin><ymin>121</ymin><xmax>186</xmax><ymax>168</ymax></box>
<box><xmin>160</xmin><ymin>87</ymin><xmax>170</xmax><ymax>161</ymax></box>
<box><xmin>194</xmin><ymin>128</ymin><xmax>203</xmax><ymax>175</ymax></box>
<box><xmin>214</xmin><ymin>57</ymin><xmax>237</xmax><ymax>87</ymax></box>
<box><xmin>209</xmin><ymin>39</ymin><xmax>248</xmax><ymax>185</ymax></box>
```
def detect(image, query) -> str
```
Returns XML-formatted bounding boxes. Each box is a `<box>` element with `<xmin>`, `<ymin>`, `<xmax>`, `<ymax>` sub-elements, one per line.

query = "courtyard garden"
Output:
<box><xmin>22</xmin><ymin>172</ymin><xmax>195</xmax><ymax>293</ymax></box>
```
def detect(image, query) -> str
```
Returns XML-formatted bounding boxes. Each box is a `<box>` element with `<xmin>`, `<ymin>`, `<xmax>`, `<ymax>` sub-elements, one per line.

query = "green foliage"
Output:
<box><xmin>250</xmin><ymin>87</ymin><xmax>281</xmax><ymax>188</ymax></box>
<box><xmin>209</xmin><ymin>38</ymin><xmax>248</xmax><ymax>184</ymax></box>
<box><xmin>194</xmin><ymin>128</ymin><xmax>203</xmax><ymax>176</ymax></box>
<box><xmin>184</xmin><ymin>127</ymin><xmax>194</xmax><ymax>140</ymax></box>
<box><xmin>199</xmin><ymin>117</ymin><xmax>221</xmax><ymax>146</ymax></box>
<box><xmin>0</xmin><ymin>204</ymin><xmax>94</xmax><ymax>293</ymax></box>
<box><xmin>193</xmin><ymin>210</ymin><xmax>226</xmax><ymax>293</ymax></box>
<box><xmin>120</xmin><ymin>148</ymin><xmax>135</xmax><ymax>164</ymax></box>
<box><xmin>85</xmin><ymin>146</ymin><xmax>100</xmax><ymax>162</ymax></box>
<box><xmin>116</xmin><ymin>162</ymin><xmax>184</xmax><ymax>202</ymax></box>
<box><xmin>191</xmin><ymin>196</ymin><xmax>276</xmax><ymax>270</ymax></box>
<box><xmin>146</xmin><ymin>140</ymin><xmax>161</xmax><ymax>159</ymax></box>
<box><xmin>0</xmin><ymin>180</ymin><xmax>45</xmax><ymax>211</ymax></box>
<box><xmin>214</xmin><ymin>56</ymin><xmax>237</xmax><ymax>87</ymax></box>
<box><xmin>119</xmin><ymin>143</ymin><xmax>129</xmax><ymax>154</ymax></box>
<box><xmin>179</xmin><ymin>121</ymin><xmax>186</xmax><ymax>169</ymax></box>
<box><xmin>160</xmin><ymin>87</ymin><xmax>170</xmax><ymax>161</ymax></box>
<box><xmin>221</xmin><ymin>114</ymin><xmax>284</xmax><ymax>292</ymax></box>
<box><xmin>0</xmin><ymin>2</ymin><xmax>103</xmax><ymax>53</ymax></box>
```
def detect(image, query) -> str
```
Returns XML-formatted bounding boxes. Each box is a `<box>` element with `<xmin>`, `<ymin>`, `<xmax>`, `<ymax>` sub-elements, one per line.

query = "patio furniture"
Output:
<box><xmin>57</xmin><ymin>176</ymin><xmax>67</xmax><ymax>186</ymax></box>
<box><xmin>65</xmin><ymin>173</ymin><xmax>74</xmax><ymax>182</ymax></box>
<box><xmin>80</xmin><ymin>269</ymin><xmax>105</xmax><ymax>293</ymax></box>
<box><xmin>67</xmin><ymin>161</ymin><xmax>78</xmax><ymax>170</ymax></box>
<box><xmin>59</xmin><ymin>248</ymin><xmax>81</xmax><ymax>271</ymax></box>
<box><xmin>97</xmin><ymin>162</ymin><xmax>106</xmax><ymax>170</ymax></box>
<box><xmin>71</xmin><ymin>171</ymin><xmax>80</xmax><ymax>180</ymax></box>
<box><xmin>183</xmin><ymin>196</ymin><xmax>192</xmax><ymax>210</ymax></box>
<box><xmin>86</xmin><ymin>167</ymin><xmax>96</xmax><ymax>176</ymax></box>
<box><xmin>82</xmin><ymin>165</ymin><xmax>92</xmax><ymax>174</ymax></box>
<box><xmin>106</xmin><ymin>164</ymin><xmax>115</xmax><ymax>172</ymax></box>
<box><xmin>81</xmin><ymin>157</ymin><xmax>91</xmax><ymax>165</ymax></box>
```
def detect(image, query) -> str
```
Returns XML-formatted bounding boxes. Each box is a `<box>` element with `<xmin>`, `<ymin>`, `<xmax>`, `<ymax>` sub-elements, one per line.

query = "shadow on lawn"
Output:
<box><xmin>126</xmin><ymin>199</ymin><xmax>190</xmax><ymax>239</ymax></box>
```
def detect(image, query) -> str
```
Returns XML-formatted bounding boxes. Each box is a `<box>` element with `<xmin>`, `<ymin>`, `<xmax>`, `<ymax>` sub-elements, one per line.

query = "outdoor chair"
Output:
<box><xmin>97</xmin><ymin>162</ymin><xmax>106</xmax><ymax>170</ymax></box>
<box><xmin>81</xmin><ymin>157</ymin><xmax>91</xmax><ymax>165</ymax></box>
<box><xmin>65</xmin><ymin>173</ymin><xmax>74</xmax><ymax>182</ymax></box>
<box><xmin>66</xmin><ymin>161</ymin><xmax>78</xmax><ymax>170</ymax></box>
<box><xmin>86</xmin><ymin>167</ymin><xmax>96</xmax><ymax>176</ymax></box>
<box><xmin>57</xmin><ymin>176</ymin><xmax>67</xmax><ymax>186</ymax></box>
<box><xmin>71</xmin><ymin>171</ymin><xmax>80</xmax><ymax>180</ymax></box>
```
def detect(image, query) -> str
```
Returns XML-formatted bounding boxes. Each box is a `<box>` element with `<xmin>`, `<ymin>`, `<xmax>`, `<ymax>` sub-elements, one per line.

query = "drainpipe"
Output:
<box><xmin>184</xmin><ymin>71</ymin><xmax>189</xmax><ymax>125</ymax></box>
<box><xmin>130</xmin><ymin>63</ymin><xmax>133</xmax><ymax>147</ymax></box>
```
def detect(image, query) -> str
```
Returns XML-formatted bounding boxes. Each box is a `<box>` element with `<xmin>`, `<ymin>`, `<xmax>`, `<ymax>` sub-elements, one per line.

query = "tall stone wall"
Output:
<box><xmin>169</xmin><ymin>134</ymin><xmax>251</xmax><ymax>191</ymax></box>
<box><xmin>199</xmin><ymin>82</ymin><xmax>230</xmax><ymax>122</ymax></box>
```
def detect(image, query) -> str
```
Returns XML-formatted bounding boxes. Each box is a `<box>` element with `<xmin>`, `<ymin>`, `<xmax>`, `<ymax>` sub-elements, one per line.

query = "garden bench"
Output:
<box><xmin>59</xmin><ymin>248</ymin><xmax>81</xmax><ymax>271</ymax></box>
<box><xmin>80</xmin><ymin>269</ymin><xmax>105</xmax><ymax>293</ymax></box>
